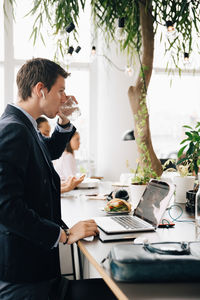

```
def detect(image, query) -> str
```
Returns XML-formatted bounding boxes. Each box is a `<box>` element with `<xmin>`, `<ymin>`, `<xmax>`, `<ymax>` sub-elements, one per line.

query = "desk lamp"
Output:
<box><xmin>122</xmin><ymin>129</ymin><xmax>135</xmax><ymax>141</ymax></box>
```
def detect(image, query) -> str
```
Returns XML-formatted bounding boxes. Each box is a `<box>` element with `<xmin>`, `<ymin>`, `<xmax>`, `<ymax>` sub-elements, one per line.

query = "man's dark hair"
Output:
<box><xmin>36</xmin><ymin>116</ymin><xmax>49</xmax><ymax>129</ymax></box>
<box><xmin>16</xmin><ymin>58</ymin><xmax>70</xmax><ymax>100</ymax></box>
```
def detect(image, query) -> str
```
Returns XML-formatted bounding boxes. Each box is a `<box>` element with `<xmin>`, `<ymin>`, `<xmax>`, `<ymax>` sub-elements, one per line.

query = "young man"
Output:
<box><xmin>0</xmin><ymin>58</ymin><xmax>116</xmax><ymax>300</ymax></box>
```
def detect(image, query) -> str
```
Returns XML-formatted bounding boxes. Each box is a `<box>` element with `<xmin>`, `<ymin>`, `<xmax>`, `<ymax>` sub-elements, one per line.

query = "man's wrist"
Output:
<box><xmin>57</xmin><ymin>119</ymin><xmax>71</xmax><ymax>128</ymax></box>
<box><xmin>63</xmin><ymin>228</ymin><xmax>70</xmax><ymax>244</ymax></box>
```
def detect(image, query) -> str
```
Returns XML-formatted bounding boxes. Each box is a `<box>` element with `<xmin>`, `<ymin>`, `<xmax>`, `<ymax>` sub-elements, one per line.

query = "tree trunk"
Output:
<box><xmin>128</xmin><ymin>0</ymin><xmax>163</xmax><ymax>176</ymax></box>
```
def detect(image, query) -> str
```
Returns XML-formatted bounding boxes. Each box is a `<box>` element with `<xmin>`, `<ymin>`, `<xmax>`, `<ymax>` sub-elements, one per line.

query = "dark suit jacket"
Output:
<box><xmin>0</xmin><ymin>104</ymin><xmax>76</xmax><ymax>283</ymax></box>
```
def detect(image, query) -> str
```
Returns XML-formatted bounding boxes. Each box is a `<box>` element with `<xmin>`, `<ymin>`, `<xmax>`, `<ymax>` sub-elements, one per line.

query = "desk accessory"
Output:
<box><xmin>87</xmin><ymin>194</ymin><xmax>107</xmax><ymax>200</ymax></box>
<box><xmin>98</xmin><ymin>228</ymin><xmax>137</xmax><ymax>242</ymax></box>
<box><xmin>186</xmin><ymin>189</ymin><xmax>196</xmax><ymax>213</ymax></box>
<box><xmin>195</xmin><ymin>184</ymin><xmax>200</xmax><ymax>240</ymax></box>
<box><xmin>108</xmin><ymin>241</ymin><xmax>200</xmax><ymax>282</ymax></box>
<box><xmin>107</xmin><ymin>189</ymin><xmax>129</xmax><ymax>201</ymax></box>
<box><xmin>158</xmin><ymin>222</ymin><xmax>175</xmax><ymax>228</ymax></box>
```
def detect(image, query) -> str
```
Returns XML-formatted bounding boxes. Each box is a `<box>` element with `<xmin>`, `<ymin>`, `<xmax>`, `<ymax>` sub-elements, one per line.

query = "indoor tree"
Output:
<box><xmin>7</xmin><ymin>0</ymin><xmax>200</xmax><ymax>176</ymax></box>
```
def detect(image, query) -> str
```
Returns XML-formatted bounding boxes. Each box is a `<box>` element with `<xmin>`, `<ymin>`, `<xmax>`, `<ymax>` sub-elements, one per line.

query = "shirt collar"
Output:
<box><xmin>11</xmin><ymin>103</ymin><xmax>38</xmax><ymax>132</ymax></box>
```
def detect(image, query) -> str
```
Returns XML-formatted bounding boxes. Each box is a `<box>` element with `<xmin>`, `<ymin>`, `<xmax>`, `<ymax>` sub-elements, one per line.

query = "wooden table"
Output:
<box><xmin>61</xmin><ymin>187</ymin><xmax>200</xmax><ymax>300</ymax></box>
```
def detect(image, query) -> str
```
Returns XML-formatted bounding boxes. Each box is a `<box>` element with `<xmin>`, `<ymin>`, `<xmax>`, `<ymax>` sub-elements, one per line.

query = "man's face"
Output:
<box><xmin>41</xmin><ymin>75</ymin><xmax>66</xmax><ymax>118</ymax></box>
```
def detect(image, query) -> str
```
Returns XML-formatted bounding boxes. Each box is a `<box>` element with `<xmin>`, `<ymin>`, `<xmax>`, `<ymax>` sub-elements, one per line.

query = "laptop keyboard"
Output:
<box><xmin>111</xmin><ymin>216</ymin><xmax>151</xmax><ymax>229</ymax></box>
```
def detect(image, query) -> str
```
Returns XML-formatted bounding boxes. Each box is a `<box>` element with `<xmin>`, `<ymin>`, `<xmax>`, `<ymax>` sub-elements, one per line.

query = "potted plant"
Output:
<box><xmin>175</xmin><ymin>123</ymin><xmax>200</xmax><ymax>204</ymax></box>
<box><xmin>130</xmin><ymin>164</ymin><xmax>158</xmax><ymax>209</ymax></box>
<box><xmin>173</xmin><ymin>163</ymin><xmax>195</xmax><ymax>204</ymax></box>
<box><xmin>177</xmin><ymin>123</ymin><xmax>200</xmax><ymax>178</ymax></box>
<box><xmin>160</xmin><ymin>158</ymin><xmax>195</xmax><ymax>204</ymax></box>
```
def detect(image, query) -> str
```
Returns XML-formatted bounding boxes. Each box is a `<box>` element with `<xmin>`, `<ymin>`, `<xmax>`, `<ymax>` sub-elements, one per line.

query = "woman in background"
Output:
<box><xmin>36</xmin><ymin>117</ymin><xmax>84</xmax><ymax>192</ymax></box>
<box><xmin>53</xmin><ymin>131</ymin><xmax>80</xmax><ymax>181</ymax></box>
<box><xmin>36</xmin><ymin>116</ymin><xmax>51</xmax><ymax>137</ymax></box>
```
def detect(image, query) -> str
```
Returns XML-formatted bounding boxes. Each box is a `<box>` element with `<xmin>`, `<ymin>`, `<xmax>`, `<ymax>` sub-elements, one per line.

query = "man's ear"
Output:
<box><xmin>34</xmin><ymin>82</ymin><xmax>45</xmax><ymax>98</ymax></box>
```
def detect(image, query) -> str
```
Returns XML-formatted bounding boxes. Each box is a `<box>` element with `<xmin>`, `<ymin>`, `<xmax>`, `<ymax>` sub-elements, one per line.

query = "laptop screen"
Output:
<box><xmin>134</xmin><ymin>180</ymin><xmax>170</xmax><ymax>227</ymax></box>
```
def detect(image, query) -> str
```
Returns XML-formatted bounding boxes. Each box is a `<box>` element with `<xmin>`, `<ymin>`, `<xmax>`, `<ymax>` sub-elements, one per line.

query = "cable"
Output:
<box><xmin>167</xmin><ymin>204</ymin><xmax>195</xmax><ymax>223</ymax></box>
<box><xmin>98</xmin><ymin>54</ymin><xmax>125</xmax><ymax>72</ymax></box>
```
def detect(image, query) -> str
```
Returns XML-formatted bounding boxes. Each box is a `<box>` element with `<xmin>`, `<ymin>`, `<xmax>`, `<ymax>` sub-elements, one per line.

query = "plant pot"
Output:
<box><xmin>130</xmin><ymin>184</ymin><xmax>147</xmax><ymax>209</ymax></box>
<box><xmin>174</xmin><ymin>176</ymin><xmax>195</xmax><ymax>203</ymax></box>
<box><xmin>186</xmin><ymin>190</ymin><xmax>196</xmax><ymax>214</ymax></box>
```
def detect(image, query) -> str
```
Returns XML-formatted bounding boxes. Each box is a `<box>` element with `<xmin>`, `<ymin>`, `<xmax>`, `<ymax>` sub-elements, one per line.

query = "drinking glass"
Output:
<box><xmin>60</xmin><ymin>96</ymin><xmax>81</xmax><ymax>121</ymax></box>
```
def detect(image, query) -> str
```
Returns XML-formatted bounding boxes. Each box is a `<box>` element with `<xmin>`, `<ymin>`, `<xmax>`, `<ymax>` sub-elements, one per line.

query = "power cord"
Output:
<box><xmin>167</xmin><ymin>204</ymin><xmax>194</xmax><ymax>223</ymax></box>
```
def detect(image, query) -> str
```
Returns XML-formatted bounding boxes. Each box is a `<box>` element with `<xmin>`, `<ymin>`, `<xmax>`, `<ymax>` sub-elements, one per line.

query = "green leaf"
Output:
<box><xmin>186</xmin><ymin>142</ymin><xmax>194</xmax><ymax>155</ymax></box>
<box><xmin>178</xmin><ymin>145</ymin><xmax>187</xmax><ymax>157</ymax></box>
<box><xmin>183</xmin><ymin>125</ymin><xmax>193</xmax><ymax>129</ymax></box>
<box><xmin>177</xmin><ymin>157</ymin><xmax>188</xmax><ymax>165</ymax></box>
<box><xmin>185</xmin><ymin>132</ymin><xmax>193</xmax><ymax>139</ymax></box>
<box><xmin>180</xmin><ymin>138</ymin><xmax>189</xmax><ymax>145</ymax></box>
<box><xmin>40</xmin><ymin>33</ymin><xmax>45</xmax><ymax>46</ymax></box>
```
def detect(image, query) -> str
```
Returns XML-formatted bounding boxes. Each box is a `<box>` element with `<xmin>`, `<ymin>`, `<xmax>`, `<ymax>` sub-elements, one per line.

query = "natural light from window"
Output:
<box><xmin>13</xmin><ymin>0</ymin><xmax>91</xmax><ymax>62</ymax></box>
<box><xmin>0</xmin><ymin>1</ymin><xmax>4</xmax><ymax>61</ymax></box>
<box><xmin>148</xmin><ymin>24</ymin><xmax>200</xmax><ymax>160</ymax></box>
<box><xmin>12</xmin><ymin>0</ymin><xmax>91</xmax><ymax>161</ymax></box>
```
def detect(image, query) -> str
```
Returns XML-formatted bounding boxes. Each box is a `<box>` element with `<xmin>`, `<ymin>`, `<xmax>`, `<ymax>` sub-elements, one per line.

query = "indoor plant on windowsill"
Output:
<box><xmin>176</xmin><ymin>123</ymin><xmax>200</xmax><ymax>206</ymax></box>
<box><xmin>160</xmin><ymin>158</ymin><xmax>195</xmax><ymax>204</ymax></box>
<box><xmin>173</xmin><ymin>162</ymin><xmax>195</xmax><ymax>204</ymax></box>
<box><xmin>130</xmin><ymin>163</ymin><xmax>158</xmax><ymax>209</ymax></box>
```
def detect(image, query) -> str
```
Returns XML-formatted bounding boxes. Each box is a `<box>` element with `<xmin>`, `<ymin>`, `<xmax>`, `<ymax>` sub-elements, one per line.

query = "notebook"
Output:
<box><xmin>94</xmin><ymin>179</ymin><xmax>175</xmax><ymax>234</ymax></box>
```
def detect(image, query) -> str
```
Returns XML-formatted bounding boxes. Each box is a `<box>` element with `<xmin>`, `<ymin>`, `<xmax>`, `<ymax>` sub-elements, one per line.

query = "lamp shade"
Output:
<box><xmin>122</xmin><ymin>130</ymin><xmax>135</xmax><ymax>141</ymax></box>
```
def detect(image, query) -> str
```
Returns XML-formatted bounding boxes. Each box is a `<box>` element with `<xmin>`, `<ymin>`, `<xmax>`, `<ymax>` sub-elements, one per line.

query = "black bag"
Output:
<box><xmin>109</xmin><ymin>241</ymin><xmax>200</xmax><ymax>282</ymax></box>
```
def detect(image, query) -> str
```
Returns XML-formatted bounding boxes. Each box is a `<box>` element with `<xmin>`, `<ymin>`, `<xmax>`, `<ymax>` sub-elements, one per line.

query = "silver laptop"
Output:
<box><xmin>94</xmin><ymin>180</ymin><xmax>175</xmax><ymax>234</ymax></box>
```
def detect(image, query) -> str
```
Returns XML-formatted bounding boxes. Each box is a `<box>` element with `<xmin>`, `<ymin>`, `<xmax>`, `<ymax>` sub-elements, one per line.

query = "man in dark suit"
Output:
<box><xmin>0</xmin><ymin>58</ymin><xmax>116</xmax><ymax>300</ymax></box>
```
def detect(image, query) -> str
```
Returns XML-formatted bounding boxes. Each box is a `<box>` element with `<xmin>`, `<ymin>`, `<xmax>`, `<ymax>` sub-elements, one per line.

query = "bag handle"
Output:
<box><xmin>143</xmin><ymin>242</ymin><xmax>191</xmax><ymax>256</ymax></box>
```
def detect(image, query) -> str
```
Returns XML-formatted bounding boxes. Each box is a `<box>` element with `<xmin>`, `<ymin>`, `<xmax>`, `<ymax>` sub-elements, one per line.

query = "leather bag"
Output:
<box><xmin>109</xmin><ymin>241</ymin><xmax>200</xmax><ymax>282</ymax></box>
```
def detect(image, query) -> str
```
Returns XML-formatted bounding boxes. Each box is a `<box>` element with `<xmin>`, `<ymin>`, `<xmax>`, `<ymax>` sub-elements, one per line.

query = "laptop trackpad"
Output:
<box><xmin>94</xmin><ymin>217</ymin><xmax>126</xmax><ymax>232</ymax></box>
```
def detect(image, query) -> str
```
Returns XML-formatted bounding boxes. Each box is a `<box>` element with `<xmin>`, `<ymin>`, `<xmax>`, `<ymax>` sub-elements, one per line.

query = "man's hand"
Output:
<box><xmin>61</xmin><ymin>175</ymin><xmax>85</xmax><ymax>193</ymax></box>
<box><xmin>67</xmin><ymin>220</ymin><xmax>99</xmax><ymax>244</ymax></box>
<box><xmin>60</xmin><ymin>228</ymin><xmax>68</xmax><ymax>244</ymax></box>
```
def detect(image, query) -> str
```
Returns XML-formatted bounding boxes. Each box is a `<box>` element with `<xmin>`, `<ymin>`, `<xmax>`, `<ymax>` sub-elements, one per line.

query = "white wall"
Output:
<box><xmin>90</xmin><ymin>39</ymin><xmax>139</xmax><ymax>181</ymax></box>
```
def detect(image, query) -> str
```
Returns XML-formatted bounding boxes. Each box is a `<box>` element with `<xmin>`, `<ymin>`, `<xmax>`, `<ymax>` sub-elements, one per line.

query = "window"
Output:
<box><xmin>148</xmin><ymin>72</ymin><xmax>200</xmax><ymax>158</ymax></box>
<box><xmin>148</xmin><ymin>25</ymin><xmax>200</xmax><ymax>159</ymax></box>
<box><xmin>1</xmin><ymin>0</ymin><xmax>91</xmax><ymax>161</ymax></box>
<box><xmin>0</xmin><ymin>1</ymin><xmax>4</xmax><ymax>61</ymax></box>
<box><xmin>13</xmin><ymin>0</ymin><xmax>91</xmax><ymax>62</ymax></box>
<box><xmin>50</xmin><ymin>68</ymin><xmax>90</xmax><ymax>161</ymax></box>
<box><xmin>0</xmin><ymin>66</ymin><xmax>4</xmax><ymax>113</ymax></box>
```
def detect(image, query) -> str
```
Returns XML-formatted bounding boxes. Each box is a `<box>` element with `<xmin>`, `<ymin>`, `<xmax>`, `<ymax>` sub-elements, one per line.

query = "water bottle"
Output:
<box><xmin>195</xmin><ymin>185</ymin><xmax>200</xmax><ymax>240</ymax></box>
